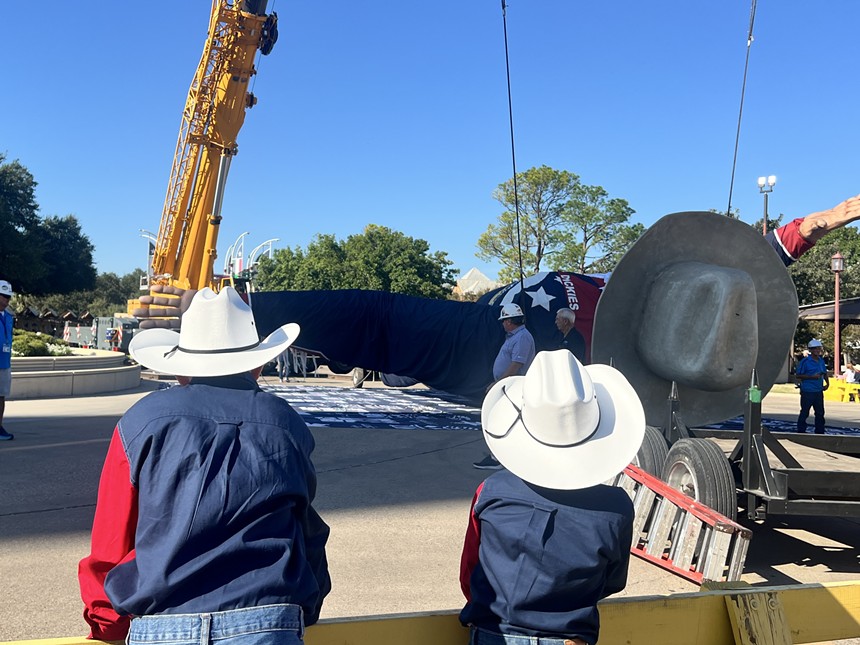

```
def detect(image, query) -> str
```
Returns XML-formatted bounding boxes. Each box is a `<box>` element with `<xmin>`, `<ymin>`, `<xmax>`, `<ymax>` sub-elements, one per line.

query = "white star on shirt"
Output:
<box><xmin>525</xmin><ymin>286</ymin><xmax>555</xmax><ymax>311</ymax></box>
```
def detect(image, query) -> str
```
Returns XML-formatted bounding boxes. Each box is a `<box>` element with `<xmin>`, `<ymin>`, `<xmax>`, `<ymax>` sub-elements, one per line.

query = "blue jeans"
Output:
<box><xmin>128</xmin><ymin>603</ymin><xmax>304</xmax><ymax>645</ymax></box>
<box><xmin>797</xmin><ymin>390</ymin><xmax>826</xmax><ymax>434</ymax></box>
<box><xmin>470</xmin><ymin>626</ymin><xmax>589</xmax><ymax>645</ymax></box>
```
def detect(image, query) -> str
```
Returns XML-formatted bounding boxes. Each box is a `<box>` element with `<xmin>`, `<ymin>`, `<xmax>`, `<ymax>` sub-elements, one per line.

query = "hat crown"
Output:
<box><xmin>179</xmin><ymin>288</ymin><xmax>260</xmax><ymax>351</ymax></box>
<box><xmin>0</xmin><ymin>280</ymin><xmax>12</xmax><ymax>297</ymax></box>
<box><xmin>521</xmin><ymin>351</ymin><xmax>600</xmax><ymax>446</ymax></box>
<box><xmin>808</xmin><ymin>339</ymin><xmax>823</xmax><ymax>348</ymax></box>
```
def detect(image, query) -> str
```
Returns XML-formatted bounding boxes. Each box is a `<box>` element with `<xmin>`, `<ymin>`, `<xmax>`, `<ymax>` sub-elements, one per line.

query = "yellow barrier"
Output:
<box><xmin>825</xmin><ymin>380</ymin><xmax>860</xmax><ymax>402</ymax></box>
<box><xmin>9</xmin><ymin>581</ymin><xmax>860</xmax><ymax>645</ymax></box>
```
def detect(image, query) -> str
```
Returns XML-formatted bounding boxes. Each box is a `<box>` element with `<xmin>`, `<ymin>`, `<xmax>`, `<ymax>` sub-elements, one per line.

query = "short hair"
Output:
<box><xmin>556</xmin><ymin>308</ymin><xmax>576</xmax><ymax>323</ymax></box>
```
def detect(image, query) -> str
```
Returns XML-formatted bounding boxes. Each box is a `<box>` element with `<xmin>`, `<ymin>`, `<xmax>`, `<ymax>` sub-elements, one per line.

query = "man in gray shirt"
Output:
<box><xmin>475</xmin><ymin>303</ymin><xmax>536</xmax><ymax>470</ymax></box>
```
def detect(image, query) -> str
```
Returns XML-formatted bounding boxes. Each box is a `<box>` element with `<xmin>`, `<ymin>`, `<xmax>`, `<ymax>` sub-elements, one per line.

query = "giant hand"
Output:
<box><xmin>132</xmin><ymin>285</ymin><xmax>197</xmax><ymax>329</ymax></box>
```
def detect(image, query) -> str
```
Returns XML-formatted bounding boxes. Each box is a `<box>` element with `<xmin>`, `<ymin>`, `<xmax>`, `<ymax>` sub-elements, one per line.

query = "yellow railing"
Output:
<box><xmin>9</xmin><ymin>581</ymin><xmax>860</xmax><ymax>645</ymax></box>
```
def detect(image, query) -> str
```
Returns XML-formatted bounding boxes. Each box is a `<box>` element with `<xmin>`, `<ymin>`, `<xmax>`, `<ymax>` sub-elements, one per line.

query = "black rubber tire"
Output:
<box><xmin>632</xmin><ymin>425</ymin><xmax>669</xmax><ymax>477</ymax></box>
<box><xmin>661</xmin><ymin>438</ymin><xmax>738</xmax><ymax>521</ymax></box>
<box><xmin>352</xmin><ymin>367</ymin><xmax>365</xmax><ymax>388</ymax></box>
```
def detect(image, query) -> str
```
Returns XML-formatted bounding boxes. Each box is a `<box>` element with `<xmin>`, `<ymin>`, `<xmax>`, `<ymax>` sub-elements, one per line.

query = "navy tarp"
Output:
<box><xmin>250</xmin><ymin>272</ymin><xmax>605</xmax><ymax>402</ymax></box>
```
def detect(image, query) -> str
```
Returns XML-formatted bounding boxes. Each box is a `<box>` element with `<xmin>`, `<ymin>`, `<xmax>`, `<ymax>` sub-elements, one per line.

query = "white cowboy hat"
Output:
<box><xmin>129</xmin><ymin>287</ymin><xmax>300</xmax><ymax>377</ymax></box>
<box><xmin>482</xmin><ymin>349</ymin><xmax>645</xmax><ymax>490</ymax></box>
<box><xmin>592</xmin><ymin>212</ymin><xmax>798</xmax><ymax>427</ymax></box>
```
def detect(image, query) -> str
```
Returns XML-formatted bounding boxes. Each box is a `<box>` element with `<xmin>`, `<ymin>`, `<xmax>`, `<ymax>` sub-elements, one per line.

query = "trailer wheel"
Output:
<box><xmin>352</xmin><ymin>368</ymin><xmax>365</xmax><ymax>388</ymax></box>
<box><xmin>632</xmin><ymin>426</ymin><xmax>669</xmax><ymax>477</ymax></box>
<box><xmin>662</xmin><ymin>438</ymin><xmax>737</xmax><ymax>521</ymax></box>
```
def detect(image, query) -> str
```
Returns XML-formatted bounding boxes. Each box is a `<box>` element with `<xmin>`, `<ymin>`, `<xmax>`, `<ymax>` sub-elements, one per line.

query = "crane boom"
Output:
<box><xmin>151</xmin><ymin>0</ymin><xmax>277</xmax><ymax>291</ymax></box>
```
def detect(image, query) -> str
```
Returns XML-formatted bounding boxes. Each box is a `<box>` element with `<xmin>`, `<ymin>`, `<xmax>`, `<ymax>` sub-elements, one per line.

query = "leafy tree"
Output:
<box><xmin>0</xmin><ymin>155</ymin><xmax>98</xmax><ymax>295</ymax></box>
<box><xmin>255</xmin><ymin>226</ymin><xmax>455</xmax><ymax>299</ymax></box>
<box><xmin>789</xmin><ymin>227</ymin><xmax>860</xmax><ymax>355</ymax></box>
<box><xmin>0</xmin><ymin>154</ymin><xmax>47</xmax><ymax>289</ymax></box>
<box><xmin>478</xmin><ymin>165</ymin><xmax>576</xmax><ymax>282</ymax></box>
<box><xmin>20</xmin><ymin>269</ymin><xmax>146</xmax><ymax>317</ymax></box>
<box><xmin>477</xmin><ymin>166</ymin><xmax>639</xmax><ymax>280</ymax></box>
<box><xmin>553</xmin><ymin>184</ymin><xmax>637</xmax><ymax>273</ymax></box>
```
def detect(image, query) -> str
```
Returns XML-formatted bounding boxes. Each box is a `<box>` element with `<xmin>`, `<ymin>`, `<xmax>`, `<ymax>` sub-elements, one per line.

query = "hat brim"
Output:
<box><xmin>482</xmin><ymin>364</ymin><xmax>645</xmax><ymax>490</ymax></box>
<box><xmin>129</xmin><ymin>323</ymin><xmax>300</xmax><ymax>377</ymax></box>
<box><xmin>592</xmin><ymin>212</ymin><xmax>798</xmax><ymax>427</ymax></box>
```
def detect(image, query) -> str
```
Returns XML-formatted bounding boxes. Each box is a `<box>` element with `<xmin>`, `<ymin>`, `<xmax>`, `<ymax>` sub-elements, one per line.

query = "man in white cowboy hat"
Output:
<box><xmin>795</xmin><ymin>339</ymin><xmax>829</xmax><ymax>434</ymax></box>
<box><xmin>79</xmin><ymin>287</ymin><xmax>331</xmax><ymax>644</ymax></box>
<box><xmin>0</xmin><ymin>279</ymin><xmax>15</xmax><ymax>441</ymax></box>
<box><xmin>474</xmin><ymin>303</ymin><xmax>537</xmax><ymax>470</ymax></box>
<box><xmin>460</xmin><ymin>350</ymin><xmax>645</xmax><ymax>645</ymax></box>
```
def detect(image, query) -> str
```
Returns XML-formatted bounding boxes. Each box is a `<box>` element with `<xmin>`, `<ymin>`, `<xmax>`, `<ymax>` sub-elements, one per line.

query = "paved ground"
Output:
<box><xmin>0</xmin><ymin>374</ymin><xmax>858</xmax><ymax>641</ymax></box>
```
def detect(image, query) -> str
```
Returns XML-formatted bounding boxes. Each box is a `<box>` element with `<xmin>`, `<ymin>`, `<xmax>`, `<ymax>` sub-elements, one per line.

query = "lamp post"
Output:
<box><xmin>756</xmin><ymin>175</ymin><xmax>776</xmax><ymax>236</ymax></box>
<box><xmin>831</xmin><ymin>251</ymin><xmax>844</xmax><ymax>377</ymax></box>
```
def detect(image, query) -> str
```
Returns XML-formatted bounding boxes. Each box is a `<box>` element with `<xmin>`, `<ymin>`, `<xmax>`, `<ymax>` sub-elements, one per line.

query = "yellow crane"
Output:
<box><xmin>130</xmin><ymin>0</ymin><xmax>277</xmax><ymax>314</ymax></box>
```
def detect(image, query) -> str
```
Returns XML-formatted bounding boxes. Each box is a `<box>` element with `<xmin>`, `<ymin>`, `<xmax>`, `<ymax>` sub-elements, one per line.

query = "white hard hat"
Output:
<box><xmin>807</xmin><ymin>339</ymin><xmax>823</xmax><ymax>349</ymax></box>
<box><xmin>499</xmin><ymin>303</ymin><xmax>524</xmax><ymax>320</ymax></box>
<box><xmin>0</xmin><ymin>280</ymin><xmax>12</xmax><ymax>298</ymax></box>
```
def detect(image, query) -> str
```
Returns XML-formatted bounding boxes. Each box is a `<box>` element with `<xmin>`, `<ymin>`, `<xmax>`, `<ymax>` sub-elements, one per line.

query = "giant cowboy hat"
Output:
<box><xmin>129</xmin><ymin>287</ymin><xmax>300</xmax><ymax>377</ymax></box>
<box><xmin>482</xmin><ymin>349</ymin><xmax>645</xmax><ymax>490</ymax></box>
<box><xmin>592</xmin><ymin>212</ymin><xmax>798</xmax><ymax>427</ymax></box>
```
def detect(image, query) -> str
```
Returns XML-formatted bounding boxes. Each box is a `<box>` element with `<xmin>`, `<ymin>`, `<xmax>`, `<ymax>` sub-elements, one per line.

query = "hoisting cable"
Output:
<box><xmin>500</xmin><ymin>0</ymin><xmax>526</xmax><ymax>304</ymax></box>
<box><xmin>725</xmin><ymin>0</ymin><xmax>758</xmax><ymax>218</ymax></box>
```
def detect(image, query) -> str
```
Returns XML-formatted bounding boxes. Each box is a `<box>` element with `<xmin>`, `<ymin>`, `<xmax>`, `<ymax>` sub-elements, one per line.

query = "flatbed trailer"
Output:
<box><xmin>640</xmin><ymin>377</ymin><xmax>860</xmax><ymax>521</ymax></box>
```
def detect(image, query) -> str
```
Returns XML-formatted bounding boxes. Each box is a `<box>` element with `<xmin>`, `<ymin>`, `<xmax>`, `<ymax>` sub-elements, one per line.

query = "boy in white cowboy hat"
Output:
<box><xmin>79</xmin><ymin>287</ymin><xmax>331</xmax><ymax>644</ymax></box>
<box><xmin>460</xmin><ymin>350</ymin><xmax>645</xmax><ymax>645</ymax></box>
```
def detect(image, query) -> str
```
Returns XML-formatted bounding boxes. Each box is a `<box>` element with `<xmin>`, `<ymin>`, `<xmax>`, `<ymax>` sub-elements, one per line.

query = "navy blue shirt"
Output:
<box><xmin>460</xmin><ymin>471</ymin><xmax>633</xmax><ymax>644</ymax></box>
<box><xmin>104</xmin><ymin>374</ymin><xmax>331</xmax><ymax>623</ymax></box>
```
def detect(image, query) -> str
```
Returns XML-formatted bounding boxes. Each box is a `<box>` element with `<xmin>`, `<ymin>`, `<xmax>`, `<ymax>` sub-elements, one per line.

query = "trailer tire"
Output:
<box><xmin>662</xmin><ymin>438</ymin><xmax>737</xmax><ymax>521</ymax></box>
<box><xmin>632</xmin><ymin>426</ymin><xmax>669</xmax><ymax>477</ymax></box>
<box><xmin>352</xmin><ymin>368</ymin><xmax>365</xmax><ymax>388</ymax></box>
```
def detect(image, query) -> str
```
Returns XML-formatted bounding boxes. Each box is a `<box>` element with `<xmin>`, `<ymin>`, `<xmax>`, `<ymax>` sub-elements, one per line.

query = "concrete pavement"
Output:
<box><xmin>0</xmin><ymin>378</ymin><xmax>858</xmax><ymax>641</ymax></box>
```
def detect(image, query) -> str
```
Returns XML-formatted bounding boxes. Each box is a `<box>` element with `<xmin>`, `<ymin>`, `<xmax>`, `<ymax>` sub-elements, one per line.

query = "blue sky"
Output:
<box><xmin>3</xmin><ymin>1</ymin><xmax>858</xmax><ymax>282</ymax></box>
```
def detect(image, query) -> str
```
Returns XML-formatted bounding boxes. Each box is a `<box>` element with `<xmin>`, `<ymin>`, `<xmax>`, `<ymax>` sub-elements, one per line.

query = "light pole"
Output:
<box><xmin>831</xmin><ymin>251</ymin><xmax>844</xmax><ymax>377</ymax></box>
<box><xmin>756</xmin><ymin>175</ymin><xmax>776</xmax><ymax>236</ymax></box>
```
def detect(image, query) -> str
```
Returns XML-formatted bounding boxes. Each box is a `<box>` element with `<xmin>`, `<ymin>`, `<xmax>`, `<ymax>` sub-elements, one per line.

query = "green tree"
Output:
<box><xmin>0</xmin><ymin>154</ymin><xmax>47</xmax><ymax>289</ymax></box>
<box><xmin>477</xmin><ymin>166</ymin><xmax>639</xmax><ymax>280</ymax></box>
<box><xmin>553</xmin><ymin>184</ymin><xmax>637</xmax><ymax>273</ymax></box>
<box><xmin>255</xmin><ymin>226</ymin><xmax>455</xmax><ymax>299</ymax></box>
<box><xmin>790</xmin><ymin>227</ymin><xmax>860</xmax><ymax>353</ymax></box>
<box><xmin>477</xmin><ymin>165</ymin><xmax>577</xmax><ymax>283</ymax></box>
<box><xmin>0</xmin><ymin>155</ymin><xmax>98</xmax><ymax>295</ymax></box>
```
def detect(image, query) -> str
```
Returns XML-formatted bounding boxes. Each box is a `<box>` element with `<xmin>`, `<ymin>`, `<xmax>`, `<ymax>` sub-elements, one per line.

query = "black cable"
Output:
<box><xmin>726</xmin><ymin>0</ymin><xmax>758</xmax><ymax>218</ymax></box>
<box><xmin>501</xmin><ymin>1</ymin><xmax>526</xmax><ymax>307</ymax></box>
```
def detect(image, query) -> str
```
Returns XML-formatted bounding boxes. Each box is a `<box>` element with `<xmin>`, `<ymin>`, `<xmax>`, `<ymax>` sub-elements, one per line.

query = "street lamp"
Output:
<box><xmin>831</xmin><ymin>251</ymin><xmax>844</xmax><ymax>377</ymax></box>
<box><xmin>756</xmin><ymin>175</ymin><xmax>776</xmax><ymax>236</ymax></box>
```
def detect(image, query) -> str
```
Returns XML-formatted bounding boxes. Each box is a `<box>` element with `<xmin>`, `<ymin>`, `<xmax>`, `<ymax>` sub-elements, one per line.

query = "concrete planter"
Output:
<box><xmin>9</xmin><ymin>350</ymin><xmax>140</xmax><ymax>399</ymax></box>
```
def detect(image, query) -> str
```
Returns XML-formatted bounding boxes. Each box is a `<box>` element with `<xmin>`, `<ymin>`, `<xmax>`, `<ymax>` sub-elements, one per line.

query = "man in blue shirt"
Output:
<box><xmin>0</xmin><ymin>280</ymin><xmax>15</xmax><ymax>441</ymax></box>
<box><xmin>795</xmin><ymin>339</ymin><xmax>829</xmax><ymax>434</ymax></box>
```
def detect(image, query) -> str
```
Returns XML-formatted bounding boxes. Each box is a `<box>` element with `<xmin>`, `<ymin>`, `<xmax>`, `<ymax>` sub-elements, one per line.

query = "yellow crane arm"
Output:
<box><xmin>152</xmin><ymin>0</ymin><xmax>277</xmax><ymax>291</ymax></box>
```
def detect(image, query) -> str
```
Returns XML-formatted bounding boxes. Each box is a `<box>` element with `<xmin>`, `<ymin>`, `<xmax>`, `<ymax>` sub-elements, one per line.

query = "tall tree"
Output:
<box><xmin>0</xmin><ymin>156</ymin><xmax>98</xmax><ymax>295</ymax></box>
<box><xmin>255</xmin><ymin>225</ymin><xmax>455</xmax><ymax>299</ymax></box>
<box><xmin>477</xmin><ymin>166</ymin><xmax>639</xmax><ymax>280</ymax></box>
<box><xmin>0</xmin><ymin>154</ymin><xmax>47</xmax><ymax>289</ymax></box>
<box><xmin>477</xmin><ymin>165</ymin><xmax>578</xmax><ymax>282</ymax></box>
<box><xmin>553</xmin><ymin>184</ymin><xmax>637</xmax><ymax>273</ymax></box>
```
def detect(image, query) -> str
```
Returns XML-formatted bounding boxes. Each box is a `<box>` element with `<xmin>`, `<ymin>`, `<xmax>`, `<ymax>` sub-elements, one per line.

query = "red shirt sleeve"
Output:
<box><xmin>459</xmin><ymin>482</ymin><xmax>484</xmax><ymax>601</ymax></box>
<box><xmin>78</xmin><ymin>427</ymin><xmax>138</xmax><ymax>641</ymax></box>
<box><xmin>773</xmin><ymin>217</ymin><xmax>815</xmax><ymax>263</ymax></box>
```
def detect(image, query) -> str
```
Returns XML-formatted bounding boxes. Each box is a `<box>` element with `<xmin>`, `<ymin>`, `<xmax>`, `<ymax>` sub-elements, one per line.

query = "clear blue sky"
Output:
<box><xmin>3</xmin><ymin>1</ymin><xmax>858</xmax><ymax>282</ymax></box>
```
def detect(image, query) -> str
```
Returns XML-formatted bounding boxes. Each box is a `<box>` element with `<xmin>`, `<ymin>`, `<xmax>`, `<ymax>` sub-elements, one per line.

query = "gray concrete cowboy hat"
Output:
<box><xmin>592</xmin><ymin>212</ymin><xmax>798</xmax><ymax>427</ymax></box>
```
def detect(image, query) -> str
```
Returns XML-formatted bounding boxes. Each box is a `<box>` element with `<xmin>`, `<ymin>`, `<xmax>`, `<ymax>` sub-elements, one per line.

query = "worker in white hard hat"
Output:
<box><xmin>0</xmin><ymin>279</ymin><xmax>15</xmax><ymax>441</ymax></box>
<box><xmin>795</xmin><ymin>338</ymin><xmax>829</xmax><ymax>434</ymax></box>
<box><xmin>474</xmin><ymin>302</ymin><xmax>536</xmax><ymax>470</ymax></box>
